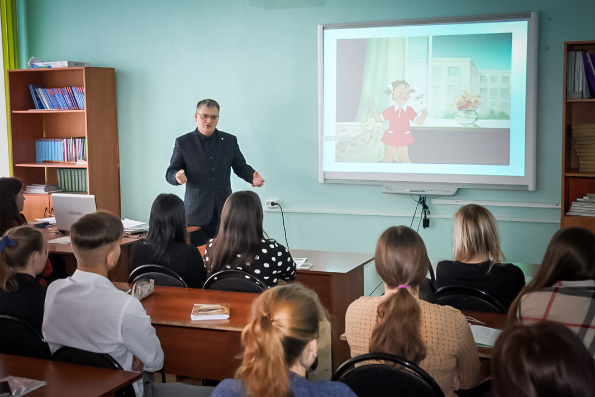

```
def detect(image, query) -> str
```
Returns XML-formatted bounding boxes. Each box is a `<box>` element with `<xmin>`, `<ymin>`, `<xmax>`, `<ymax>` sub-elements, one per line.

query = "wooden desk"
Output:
<box><xmin>44</xmin><ymin>226</ymin><xmax>199</xmax><ymax>282</ymax></box>
<box><xmin>291</xmin><ymin>249</ymin><xmax>373</xmax><ymax>371</ymax></box>
<box><xmin>0</xmin><ymin>353</ymin><xmax>140</xmax><ymax>397</ymax></box>
<box><xmin>134</xmin><ymin>285</ymin><xmax>258</xmax><ymax>380</ymax></box>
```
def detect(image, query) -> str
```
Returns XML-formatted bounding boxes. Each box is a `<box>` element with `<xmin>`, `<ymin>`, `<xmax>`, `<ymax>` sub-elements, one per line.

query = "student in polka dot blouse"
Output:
<box><xmin>203</xmin><ymin>191</ymin><xmax>296</xmax><ymax>288</ymax></box>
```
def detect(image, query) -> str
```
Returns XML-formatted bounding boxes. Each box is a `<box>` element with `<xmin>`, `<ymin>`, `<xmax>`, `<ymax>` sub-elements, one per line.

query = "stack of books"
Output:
<box><xmin>567</xmin><ymin>51</ymin><xmax>595</xmax><ymax>99</ymax></box>
<box><xmin>567</xmin><ymin>193</ymin><xmax>595</xmax><ymax>217</ymax></box>
<box><xmin>29</xmin><ymin>84</ymin><xmax>85</xmax><ymax>110</ymax></box>
<box><xmin>572</xmin><ymin>124</ymin><xmax>595</xmax><ymax>172</ymax></box>
<box><xmin>57</xmin><ymin>169</ymin><xmax>87</xmax><ymax>192</ymax></box>
<box><xmin>35</xmin><ymin>137</ymin><xmax>86</xmax><ymax>163</ymax></box>
<box><xmin>24</xmin><ymin>184</ymin><xmax>60</xmax><ymax>194</ymax></box>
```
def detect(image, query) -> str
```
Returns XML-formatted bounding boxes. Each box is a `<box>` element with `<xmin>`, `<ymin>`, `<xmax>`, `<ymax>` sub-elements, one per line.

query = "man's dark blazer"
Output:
<box><xmin>166</xmin><ymin>128</ymin><xmax>255</xmax><ymax>226</ymax></box>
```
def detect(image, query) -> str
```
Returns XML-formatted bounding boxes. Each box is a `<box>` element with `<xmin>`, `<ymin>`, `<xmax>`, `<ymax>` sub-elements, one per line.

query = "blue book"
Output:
<box><xmin>66</xmin><ymin>87</ymin><xmax>78</xmax><ymax>109</ymax></box>
<box><xmin>47</xmin><ymin>88</ymin><xmax>60</xmax><ymax>109</ymax></box>
<box><xmin>54</xmin><ymin>88</ymin><xmax>68</xmax><ymax>110</ymax></box>
<box><xmin>36</xmin><ymin>88</ymin><xmax>51</xmax><ymax>109</ymax></box>
<box><xmin>28</xmin><ymin>84</ymin><xmax>44</xmax><ymax>109</ymax></box>
<box><xmin>61</xmin><ymin>88</ymin><xmax>73</xmax><ymax>110</ymax></box>
<box><xmin>71</xmin><ymin>86</ymin><xmax>82</xmax><ymax>109</ymax></box>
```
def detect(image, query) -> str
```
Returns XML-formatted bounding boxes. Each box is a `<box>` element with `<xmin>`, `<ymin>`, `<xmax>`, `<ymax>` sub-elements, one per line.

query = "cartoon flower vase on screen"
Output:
<box><xmin>454</xmin><ymin>90</ymin><xmax>480</xmax><ymax>127</ymax></box>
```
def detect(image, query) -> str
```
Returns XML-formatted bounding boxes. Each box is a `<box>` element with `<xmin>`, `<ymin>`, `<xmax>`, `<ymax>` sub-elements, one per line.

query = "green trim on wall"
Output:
<box><xmin>1</xmin><ymin>0</ymin><xmax>18</xmax><ymax>174</ymax></box>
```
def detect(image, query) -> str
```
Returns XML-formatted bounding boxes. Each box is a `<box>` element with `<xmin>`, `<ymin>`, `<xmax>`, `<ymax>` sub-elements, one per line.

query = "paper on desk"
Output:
<box><xmin>122</xmin><ymin>218</ymin><xmax>146</xmax><ymax>229</ymax></box>
<box><xmin>1</xmin><ymin>375</ymin><xmax>47</xmax><ymax>396</ymax></box>
<box><xmin>34</xmin><ymin>217</ymin><xmax>56</xmax><ymax>224</ymax></box>
<box><xmin>48</xmin><ymin>236</ymin><xmax>71</xmax><ymax>244</ymax></box>
<box><xmin>470</xmin><ymin>325</ymin><xmax>501</xmax><ymax>347</ymax></box>
<box><xmin>293</xmin><ymin>258</ymin><xmax>307</xmax><ymax>267</ymax></box>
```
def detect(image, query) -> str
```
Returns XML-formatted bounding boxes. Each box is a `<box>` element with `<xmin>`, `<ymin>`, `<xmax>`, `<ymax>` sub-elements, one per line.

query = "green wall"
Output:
<box><xmin>17</xmin><ymin>0</ymin><xmax>594</xmax><ymax>268</ymax></box>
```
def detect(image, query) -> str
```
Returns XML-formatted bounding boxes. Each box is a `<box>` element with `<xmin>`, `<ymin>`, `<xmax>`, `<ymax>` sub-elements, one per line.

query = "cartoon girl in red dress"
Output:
<box><xmin>370</xmin><ymin>80</ymin><xmax>427</xmax><ymax>163</ymax></box>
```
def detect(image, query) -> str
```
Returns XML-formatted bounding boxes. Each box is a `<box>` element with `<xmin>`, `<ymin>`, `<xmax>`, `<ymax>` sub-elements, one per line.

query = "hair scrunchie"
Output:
<box><xmin>397</xmin><ymin>284</ymin><xmax>408</xmax><ymax>289</ymax></box>
<box><xmin>0</xmin><ymin>235</ymin><xmax>16</xmax><ymax>252</ymax></box>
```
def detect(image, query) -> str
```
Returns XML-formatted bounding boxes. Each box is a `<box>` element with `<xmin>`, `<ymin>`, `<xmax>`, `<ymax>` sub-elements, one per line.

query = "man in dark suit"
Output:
<box><xmin>166</xmin><ymin>99</ymin><xmax>264</xmax><ymax>246</ymax></box>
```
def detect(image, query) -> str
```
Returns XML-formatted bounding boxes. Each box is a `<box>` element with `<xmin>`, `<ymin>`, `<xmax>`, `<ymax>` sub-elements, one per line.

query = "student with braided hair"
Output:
<box><xmin>212</xmin><ymin>283</ymin><xmax>356</xmax><ymax>397</ymax></box>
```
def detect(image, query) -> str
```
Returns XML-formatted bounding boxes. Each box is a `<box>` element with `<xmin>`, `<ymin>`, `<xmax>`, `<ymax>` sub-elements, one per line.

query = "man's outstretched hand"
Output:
<box><xmin>252</xmin><ymin>171</ymin><xmax>265</xmax><ymax>187</ymax></box>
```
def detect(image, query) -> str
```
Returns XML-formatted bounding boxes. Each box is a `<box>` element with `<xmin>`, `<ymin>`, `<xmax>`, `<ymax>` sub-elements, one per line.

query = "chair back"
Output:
<box><xmin>0</xmin><ymin>315</ymin><xmax>51</xmax><ymax>359</ymax></box>
<box><xmin>128</xmin><ymin>264</ymin><xmax>188</xmax><ymax>287</ymax></box>
<box><xmin>436</xmin><ymin>285</ymin><xmax>507</xmax><ymax>313</ymax></box>
<box><xmin>203</xmin><ymin>270</ymin><xmax>266</xmax><ymax>293</ymax></box>
<box><xmin>468</xmin><ymin>378</ymin><xmax>492</xmax><ymax>397</ymax></box>
<box><xmin>51</xmin><ymin>346</ymin><xmax>135</xmax><ymax>397</ymax></box>
<box><xmin>332</xmin><ymin>352</ymin><xmax>445</xmax><ymax>397</ymax></box>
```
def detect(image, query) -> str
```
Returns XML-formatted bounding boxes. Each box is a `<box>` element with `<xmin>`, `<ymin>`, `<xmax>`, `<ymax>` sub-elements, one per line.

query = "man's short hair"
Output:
<box><xmin>196</xmin><ymin>99</ymin><xmax>220</xmax><ymax>112</ymax></box>
<box><xmin>70</xmin><ymin>211</ymin><xmax>123</xmax><ymax>251</ymax></box>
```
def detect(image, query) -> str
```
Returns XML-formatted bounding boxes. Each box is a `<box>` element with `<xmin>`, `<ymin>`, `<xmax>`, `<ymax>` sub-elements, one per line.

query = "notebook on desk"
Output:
<box><xmin>52</xmin><ymin>193</ymin><xmax>97</xmax><ymax>233</ymax></box>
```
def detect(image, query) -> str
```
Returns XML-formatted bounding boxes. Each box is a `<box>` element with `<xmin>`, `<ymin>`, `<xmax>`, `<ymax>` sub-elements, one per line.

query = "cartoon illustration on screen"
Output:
<box><xmin>369</xmin><ymin>80</ymin><xmax>427</xmax><ymax>163</ymax></box>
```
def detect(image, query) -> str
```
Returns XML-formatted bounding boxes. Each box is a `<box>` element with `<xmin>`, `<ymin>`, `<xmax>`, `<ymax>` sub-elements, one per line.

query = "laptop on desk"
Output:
<box><xmin>52</xmin><ymin>193</ymin><xmax>97</xmax><ymax>233</ymax></box>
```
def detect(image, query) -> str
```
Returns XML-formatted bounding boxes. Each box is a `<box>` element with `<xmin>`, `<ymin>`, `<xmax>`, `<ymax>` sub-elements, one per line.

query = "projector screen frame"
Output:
<box><xmin>318</xmin><ymin>12</ymin><xmax>538</xmax><ymax>192</ymax></box>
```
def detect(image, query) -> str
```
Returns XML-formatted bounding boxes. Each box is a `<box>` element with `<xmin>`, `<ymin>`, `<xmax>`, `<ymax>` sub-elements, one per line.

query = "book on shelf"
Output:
<box><xmin>35</xmin><ymin>137</ymin><xmax>86</xmax><ymax>163</ymax></box>
<box><xmin>191</xmin><ymin>303</ymin><xmax>230</xmax><ymax>321</ymax></box>
<box><xmin>28</xmin><ymin>85</ymin><xmax>85</xmax><ymax>110</ymax></box>
<box><xmin>571</xmin><ymin>124</ymin><xmax>595</xmax><ymax>172</ymax></box>
<box><xmin>24</xmin><ymin>184</ymin><xmax>60</xmax><ymax>194</ymax></box>
<box><xmin>567</xmin><ymin>51</ymin><xmax>595</xmax><ymax>99</ymax></box>
<box><xmin>584</xmin><ymin>52</ymin><xmax>595</xmax><ymax>95</ymax></box>
<box><xmin>31</xmin><ymin>60</ymin><xmax>90</xmax><ymax>68</ymax></box>
<box><xmin>57</xmin><ymin>168</ymin><xmax>87</xmax><ymax>192</ymax></box>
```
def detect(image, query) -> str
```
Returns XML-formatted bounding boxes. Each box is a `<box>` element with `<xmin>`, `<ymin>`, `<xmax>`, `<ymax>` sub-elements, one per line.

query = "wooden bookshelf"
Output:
<box><xmin>8</xmin><ymin>67</ymin><xmax>121</xmax><ymax>218</ymax></box>
<box><xmin>561</xmin><ymin>41</ymin><xmax>595</xmax><ymax>233</ymax></box>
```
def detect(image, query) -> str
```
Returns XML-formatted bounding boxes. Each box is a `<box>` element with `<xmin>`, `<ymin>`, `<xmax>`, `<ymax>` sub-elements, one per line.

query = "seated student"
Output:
<box><xmin>0</xmin><ymin>177</ymin><xmax>53</xmax><ymax>285</ymax></box>
<box><xmin>211</xmin><ymin>283</ymin><xmax>356</xmax><ymax>397</ymax></box>
<box><xmin>508</xmin><ymin>226</ymin><xmax>595</xmax><ymax>358</ymax></box>
<box><xmin>346</xmin><ymin>226</ymin><xmax>479</xmax><ymax>397</ymax></box>
<box><xmin>491</xmin><ymin>322</ymin><xmax>595</xmax><ymax>397</ymax></box>
<box><xmin>436</xmin><ymin>204</ymin><xmax>525</xmax><ymax>309</ymax></box>
<box><xmin>43</xmin><ymin>212</ymin><xmax>164</xmax><ymax>396</ymax></box>
<box><xmin>129</xmin><ymin>193</ymin><xmax>206</xmax><ymax>288</ymax></box>
<box><xmin>0</xmin><ymin>226</ymin><xmax>48</xmax><ymax>331</ymax></box>
<box><xmin>204</xmin><ymin>190</ymin><xmax>295</xmax><ymax>288</ymax></box>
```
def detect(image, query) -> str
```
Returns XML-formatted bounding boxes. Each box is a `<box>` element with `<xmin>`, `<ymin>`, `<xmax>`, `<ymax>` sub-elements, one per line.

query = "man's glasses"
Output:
<box><xmin>197</xmin><ymin>113</ymin><xmax>219</xmax><ymax>121</ymax></box>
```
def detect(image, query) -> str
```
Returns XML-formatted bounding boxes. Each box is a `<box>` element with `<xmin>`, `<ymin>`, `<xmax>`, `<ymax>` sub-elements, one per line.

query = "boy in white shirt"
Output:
<box><xmin>43</xmin><ymin>211</ymin><xmax>164</xmax><ymax>396</ymax></box>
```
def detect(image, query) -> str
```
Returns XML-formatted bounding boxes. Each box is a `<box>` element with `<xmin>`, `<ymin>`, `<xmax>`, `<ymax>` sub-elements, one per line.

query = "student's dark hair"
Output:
<box><xmin>492</xmin><ymin>322</ymin><xmax>595</xmax><ymax>397</ymax></box>
<box><xmin>195</xmin><ymin>98</ymin><xmax>220</xmax><ymax>112</ymax></box>
<box><xmin>236</xmin><ymin>283</ymin><xmax>328</xmax><ymax>397</ymax></box>
<box><xmin>207</xmin><ymin>191</ymin><xmax>264</xmax><ymax>275</ymax></box>
<box><xmin>0</xmin><ymin>177</ymin><xmax>26</xmax><ymax>235</ymax></box>
<box><xmin>70</xmin><ymin>211</ymin><xmax>123</xmax><ymax>251</ymax></box>
<box><xmin>0</xmin><ymin>226</ymin><xmax>44</xmax><ymax>291</ymax></box>
<box><xmin>144</xmin><ymin>194</ymin><xmax>187</xmax><ymax>262</ymax></box>
<box><xmin>370</xmin><ymin>226</ymin><xmax>430</xmax><ymax>363</ymax></box>
<box><xmin>508</xmin><ymin>227</ymin><xmax>595</xmax><ymax>321</ymax></box>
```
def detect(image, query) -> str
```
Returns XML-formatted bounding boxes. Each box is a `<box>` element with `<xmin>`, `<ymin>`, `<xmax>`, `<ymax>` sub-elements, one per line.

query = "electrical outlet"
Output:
<box><xmin>265</xmin><ymin>199</ymin><xmax>278</xmax><ymax>208</ymax></box>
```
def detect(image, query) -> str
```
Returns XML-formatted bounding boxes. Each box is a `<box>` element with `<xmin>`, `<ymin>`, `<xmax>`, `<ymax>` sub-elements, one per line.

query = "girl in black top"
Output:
<box><xmin>204</xmin><ymin>191</ymin><xmax>295</xmax><ymax>288</ymax></box>
<box><xmin>0</xmin><ymin>226</ymin><xmax>48</xmax><ymax>331</ymax></box>
<box><xmin>129</xmin><ymin>194</ymin><xmax>206</xmax><ymax>288</ymax></box>
<box><xmin>436</xmin><ymin>204</ymin><xmax>525</xmax><ymax>309</ymax></box>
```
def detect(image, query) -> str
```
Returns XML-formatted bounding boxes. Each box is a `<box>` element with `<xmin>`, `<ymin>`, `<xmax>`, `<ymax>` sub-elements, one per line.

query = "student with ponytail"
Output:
<box><xmin>346</xmin><ymin>226</ymin><xmax>479</xmax><ymax>397</ymax></box>
<box><xmin>0</xmin><ymin>226</ymin><xmax>48</xmax><ymax>331</ymax></box>
<box><xmin>211</xmin><ymin>283</ymin><xmax>356</xmax><ymax>397</ymax></box>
